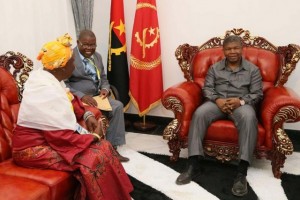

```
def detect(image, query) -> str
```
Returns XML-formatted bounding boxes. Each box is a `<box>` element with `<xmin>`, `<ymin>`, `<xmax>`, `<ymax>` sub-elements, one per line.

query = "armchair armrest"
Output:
<box><xmin>260</xmin><ymin>86</ymin><xmax>300</xmax><ymax>153</ymax></box>
<box><xmin>162</xmin><ymin>81</ymin><xmax>202</xmax><ymax>140</ymax></box>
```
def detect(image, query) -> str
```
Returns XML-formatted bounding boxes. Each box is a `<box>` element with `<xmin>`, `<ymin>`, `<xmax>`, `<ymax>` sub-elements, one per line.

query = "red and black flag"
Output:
<box><xmin>107</xmin><ymin>0</ymin><xmax>130</xmax><ymax>109</ymax></box>
<box><xmin>129</xmin><ymin>0</ymin><xmax>163</xmax><ymax>116</ymax></box>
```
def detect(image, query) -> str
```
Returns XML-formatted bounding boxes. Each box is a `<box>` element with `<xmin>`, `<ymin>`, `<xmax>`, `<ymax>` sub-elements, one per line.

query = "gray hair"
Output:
<box><xmin>223</xmin><ymin>35</ymin><xmax>243</xmax><ymax>47</ymax></box>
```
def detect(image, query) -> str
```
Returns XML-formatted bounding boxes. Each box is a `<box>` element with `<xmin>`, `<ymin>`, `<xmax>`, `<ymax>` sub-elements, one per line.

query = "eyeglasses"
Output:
<box><xmin>78</xmin><ymin>41</ymin><xmax>97</xmax><ymax>49</ymax></box>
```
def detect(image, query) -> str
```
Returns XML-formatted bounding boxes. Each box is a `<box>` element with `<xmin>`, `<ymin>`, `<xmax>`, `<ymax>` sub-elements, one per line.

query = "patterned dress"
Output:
<box><xmin>12</xmin><ymin>68</ymin><xmax>133</xmax><ymax>200</ymax></box>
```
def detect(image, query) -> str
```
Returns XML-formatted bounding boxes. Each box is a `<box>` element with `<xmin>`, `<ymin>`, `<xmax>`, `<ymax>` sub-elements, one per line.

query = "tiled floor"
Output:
<box><xmin>123</xmin><ymin>111</ymin><xmax>300</xmax><ymax>200</ymax></box>
<box><xmin>122</xmin><ymin>132</ymin><xmax>188</xmax><ymax>157</ymax></box>
<box><xmin>119</xmin><ymin>132</ymin><xmax>300</xmax><ymax>200</ymax></box>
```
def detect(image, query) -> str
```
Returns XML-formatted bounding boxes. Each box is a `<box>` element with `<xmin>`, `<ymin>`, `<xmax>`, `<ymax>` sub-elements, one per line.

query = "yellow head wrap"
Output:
<box><xmin>37</xmin><ymin>33</ymin><xmax>73</xmax><ymax>70</ymax></box>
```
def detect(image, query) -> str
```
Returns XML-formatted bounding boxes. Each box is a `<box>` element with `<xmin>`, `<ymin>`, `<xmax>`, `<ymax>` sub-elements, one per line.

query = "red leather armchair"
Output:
<box><xmin>162</xmin><ymin>29</ymin><xmax>300</xmax><ymax>178</ymax></box>
<box><xmin>0</xmin><ymin>51</ymin><xmax>105</xmax><ymax>200</ymax></box>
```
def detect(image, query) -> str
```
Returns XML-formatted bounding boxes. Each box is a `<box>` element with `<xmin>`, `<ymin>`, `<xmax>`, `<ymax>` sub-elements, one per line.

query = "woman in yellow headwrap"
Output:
<box><xmin>12</xmin><ymin>34</ymin><xmax>133</xmax><ymax>200</ymax></box>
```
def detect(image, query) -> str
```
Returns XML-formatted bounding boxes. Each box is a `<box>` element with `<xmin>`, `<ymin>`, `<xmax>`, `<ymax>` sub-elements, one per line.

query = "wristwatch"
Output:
<box><xmin>239</xmin><ymin>98</ymin><xmax>245</xmax><ymax>106</ymax></box>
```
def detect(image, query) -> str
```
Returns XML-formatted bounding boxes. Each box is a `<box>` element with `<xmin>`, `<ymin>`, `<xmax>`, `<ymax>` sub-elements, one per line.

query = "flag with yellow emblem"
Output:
<box><xmin>129</xmin><ymin>0</ymin><xmax>163</xmax><ymax>116</ymax></box>
<box><xmin>107</xmin><ymin>0</ymin><xmax>130</xmax><ymax>109</ymax></box>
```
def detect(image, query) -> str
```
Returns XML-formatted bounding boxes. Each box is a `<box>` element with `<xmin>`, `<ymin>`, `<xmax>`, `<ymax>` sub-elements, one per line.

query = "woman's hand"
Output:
<box><xmin>86</xmin><ymin>116</ymin><xmax>104</xmax><ymax>139</ymax></box>
<box><xmin>86</xmin><ymin>116</ymin><xmax>98</xmax><ymax>133</ymax></box>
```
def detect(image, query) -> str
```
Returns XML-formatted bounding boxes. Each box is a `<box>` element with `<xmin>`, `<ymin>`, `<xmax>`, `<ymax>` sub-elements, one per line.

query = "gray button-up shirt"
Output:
<box><xmin>203</xmin><ymin>58</ymin><xmax>263</xmax><ymax>106</ymax></box>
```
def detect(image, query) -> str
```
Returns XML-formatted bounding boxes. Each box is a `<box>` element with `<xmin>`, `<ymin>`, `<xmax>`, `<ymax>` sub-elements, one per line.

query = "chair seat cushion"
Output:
<box><xmin>0</xmin><ymin>159</ymin><xmax>77</xmax><ymax>200</ymax></box>
<box><xmin>205</xmin><ymin>120</ymin><xmax>265</xmax><ymax>148</ymax></box>
<box><xmin>0</xmin><ymin>174</ymin><xmax>50</xmax><ymax>200</ymax></box>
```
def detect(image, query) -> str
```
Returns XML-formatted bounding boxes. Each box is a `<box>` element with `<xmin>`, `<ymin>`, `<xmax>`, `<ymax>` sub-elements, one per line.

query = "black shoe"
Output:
<box><xmin>116</xmin><ymin>150</ymin><xmax>130</xmax><ymax>162</ymax></box>
<box><xmin>176</xmin><ymin>164</ymin><xmax>194</xmax><ymax>185</ymax></box>
<box><xmin>232</xmin><ymin>173</ymin><xmax>248</xmax><ymax>196</ymax></box>
<box><xmin>113</xmin><ymin>146</ymin><xmax>129</xmax><ymax>162</ymax></box>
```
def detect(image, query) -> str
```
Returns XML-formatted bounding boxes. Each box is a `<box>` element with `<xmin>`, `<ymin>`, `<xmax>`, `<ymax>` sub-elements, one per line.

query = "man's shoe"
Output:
<box><xmin>116</xmin><ymin>151</ymin><xmax>130</xmax><ymax>162</ymax></box>
<box><xmin>176</xmin><ymin>164</ymin><xmax>194</xmax><ymax>185</ymax></box>
<box><xmin>232</xmin><ymin>173</ymin><xmax>248</xmax><ymax>196</ymax></box>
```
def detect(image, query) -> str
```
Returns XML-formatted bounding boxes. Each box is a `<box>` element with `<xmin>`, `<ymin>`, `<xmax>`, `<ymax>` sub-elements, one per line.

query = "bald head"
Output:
<box><xmin>77</xmin><ymin>30</ymin><xmax>97</xmax><ymax>58</ymax></box>
<box><xmin>78</xmin><ymin>30</ymin><xmax>96</xmax><ymax>40</ymax></box>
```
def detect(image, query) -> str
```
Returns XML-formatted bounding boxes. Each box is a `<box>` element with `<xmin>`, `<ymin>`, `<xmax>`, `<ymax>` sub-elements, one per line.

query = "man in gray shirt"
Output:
<box><xmin>176</xmin><ymin>35</ymin><xmax>263</xmax><ymax>197</ymax></box>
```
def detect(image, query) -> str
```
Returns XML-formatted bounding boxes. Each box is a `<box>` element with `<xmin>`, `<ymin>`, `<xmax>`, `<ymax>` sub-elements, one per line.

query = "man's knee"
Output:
<box><xmin>193</xmin><ymin>102</ymin><xmax>221</xmax><ymax>122</ymax></box>
<box><xmin>241</xmin><ymin>110</ymin><xmax>256</xmax><ymax>123</ymax></box>
<box><xmin>114</xmin><ymin>100</ymin><xmax>124</xmax><ymax>110</ymax></box>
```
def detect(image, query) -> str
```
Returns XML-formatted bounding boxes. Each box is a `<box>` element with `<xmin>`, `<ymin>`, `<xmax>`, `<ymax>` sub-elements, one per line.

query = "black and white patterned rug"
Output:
<box><xmin>120</xmin><ymin>132</ymin><xmax>300</xmax><ymax>200</ymax></box>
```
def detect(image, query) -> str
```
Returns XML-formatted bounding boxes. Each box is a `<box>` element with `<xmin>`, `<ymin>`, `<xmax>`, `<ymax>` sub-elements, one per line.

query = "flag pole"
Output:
<box><xmin>133</xmin><ymin>115</ymin><xmax>157</xmax><ymax>132</ymax></box>
<box><xmin>130</xmin><ymin>0</ymin><xmax>163</xmax><ymax>131</ymax></box>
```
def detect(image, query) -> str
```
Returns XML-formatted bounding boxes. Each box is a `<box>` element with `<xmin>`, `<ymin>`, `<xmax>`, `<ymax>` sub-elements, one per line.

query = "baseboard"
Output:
<box><xmin>124</xmin><ymin>113</ymin><xmax>173</xmax><ymax>125</ymax></box>
<box><xmin>125</xmin><ymin>113</ymin><xmax>300</xmax><ymax>133</ymax></box>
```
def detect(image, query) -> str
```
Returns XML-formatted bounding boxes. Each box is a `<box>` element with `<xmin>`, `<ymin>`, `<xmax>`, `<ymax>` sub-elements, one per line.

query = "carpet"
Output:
<box><xmin>120</xmin><ymin>132</ymin><xmax>300</xmax><ymax>200</ymax></box>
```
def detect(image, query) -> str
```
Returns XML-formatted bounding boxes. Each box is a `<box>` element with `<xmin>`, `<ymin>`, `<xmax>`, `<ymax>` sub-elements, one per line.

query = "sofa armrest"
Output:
<box><xmin>162</xmin><ymin>81</ymin><xmax>202</xmax><ymax>140</ymax></box>
<box><xmin>260</xmin><ymin>86</ymin><xmax>300</xmax><ymax>153</ymax></box>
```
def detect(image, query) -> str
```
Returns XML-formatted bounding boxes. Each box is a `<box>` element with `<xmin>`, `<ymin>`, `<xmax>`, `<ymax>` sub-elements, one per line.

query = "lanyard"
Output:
<box><xmin>85</xmin><ymin>58</ymin><xmax>101</xmax><ymax>80</ymax></box>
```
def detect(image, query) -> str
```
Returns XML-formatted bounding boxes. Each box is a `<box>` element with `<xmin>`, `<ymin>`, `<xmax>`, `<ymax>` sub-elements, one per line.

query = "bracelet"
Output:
<box><xmin>83</xmin><ymin>111</ymin><xmax>94</xmax><ymax>122</ymax></box>
<box><xmin>84</xmin><ymin>114</ymin><xmax>94</xmax><ymax>122</ymax></box>
<box><xmin>91</xmin><ymin>133</ymin><xmax>100</xmax><ymax>141</ymax></box>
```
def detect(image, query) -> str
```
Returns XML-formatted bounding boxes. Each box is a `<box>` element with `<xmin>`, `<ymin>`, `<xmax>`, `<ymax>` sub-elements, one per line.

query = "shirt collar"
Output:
<box><xmin>218</xmin><ymin>58</ymin><xmax>249</xmax><ymax>71</ymax></box>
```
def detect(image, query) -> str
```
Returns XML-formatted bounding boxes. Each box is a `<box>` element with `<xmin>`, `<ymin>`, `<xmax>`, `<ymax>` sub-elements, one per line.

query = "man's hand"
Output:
<box><xmin>216</xmin><ymin>98</ymin><xmax>239</xmax><ymax>114</ymax></box>
<box><xmin>225</xmin><ymin>98</ymin><xmax>241</xmax><ymax>112</ymax></box>
<box><xmin>216</xmin><ymin>98</ymin><xmax>232</xmax><ymax>114</ymax></box>
<box><xmin>99</xmin><ymin>89</ymin><xmax>109</xmax><ymax>99</ymax></box>
<box><xmin>81</xmin><ymin>95</ymin><xmax>97</xmax><ymax>107</ymax></box>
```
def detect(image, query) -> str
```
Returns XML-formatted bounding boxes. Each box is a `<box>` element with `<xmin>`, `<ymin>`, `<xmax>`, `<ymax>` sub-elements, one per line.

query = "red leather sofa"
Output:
<box><xmin>162</xmin><ymin>28</ymin><xmax>300</xmax><ymax>178</ymax></box>
<box><xmin>0</xmin><ymin>51</ymin><xmax>104</xmax><ymax>200</ymax></box>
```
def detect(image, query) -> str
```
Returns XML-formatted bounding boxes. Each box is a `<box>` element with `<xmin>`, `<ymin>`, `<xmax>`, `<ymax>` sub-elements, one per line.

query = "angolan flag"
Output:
<box><xmin>129</xmin><ymin>0</ymin><xmax>163</xmax><ymax>116</ymax></box>
<box><xmin>107</xmin><ymin>0</ymin><xmax>130</xmax><ymax>110</ymax></box>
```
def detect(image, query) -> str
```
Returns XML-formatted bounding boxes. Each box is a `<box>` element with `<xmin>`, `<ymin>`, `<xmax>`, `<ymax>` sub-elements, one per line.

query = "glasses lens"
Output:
<box><xmin>80</xmin><ymin>42</ymin><xmax>96</xmax><ymax>48</ymax></box>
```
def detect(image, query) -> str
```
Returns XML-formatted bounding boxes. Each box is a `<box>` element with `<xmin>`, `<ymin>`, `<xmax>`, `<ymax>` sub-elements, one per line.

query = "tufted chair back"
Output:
<box><xmin>0</xmin><ymin>52</ymin><xmax>33</xmax><ymax>162</ymax></box>
<box><xmin>0</xmin><ymin>68</ymin><xmax>19</xmax><ymax>161</ymax></box>
<box><xmin>192</xmin><ymin>47</ymin><xmax>281</xmax><ymax>93</ymax></box>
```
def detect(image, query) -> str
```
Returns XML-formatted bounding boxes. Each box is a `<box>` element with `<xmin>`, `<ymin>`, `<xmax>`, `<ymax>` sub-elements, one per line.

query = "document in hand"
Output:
<box><xmin>93</xmin><ymin>95</ymin><xmax>112</xmax><ymax>111</ymax></box>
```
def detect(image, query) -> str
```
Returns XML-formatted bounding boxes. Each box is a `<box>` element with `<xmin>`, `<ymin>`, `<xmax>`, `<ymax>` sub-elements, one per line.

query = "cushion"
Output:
<box><xmin>0</xmin><ymin>159</ymin><xmax>77</xmax><ymax>200</ymax></box>
<box><xmin>0</xmin><ymin>174</ymin><xmax>50</xmax><ymax>200</ymax></box>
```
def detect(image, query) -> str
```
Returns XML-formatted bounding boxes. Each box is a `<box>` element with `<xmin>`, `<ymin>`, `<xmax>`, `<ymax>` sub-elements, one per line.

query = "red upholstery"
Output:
<box><xmin>192</xmin><ymin>47</ymin><xmax>280</xmax><ymax>92</ymax></box>
<box><xmin>162</xmin><ymin>29</ymin><xmax>300</xmax><ymax>178</ymax></box>
<box><xmin>0</xmin><ymin>68</ymin><xmax>18</xmax><ymax>162</ymax></box>
<box><xmin>0</xmin><ymin>174</ymin><xmax>50</xmax><ymax>200</ymax></box>
<box><xmin>0</xmin><ymin>160</ymin><xmax>77</xmax><ymax>200</ymax></box>
<box><xmin>0</xmin><ymin>52</ymin><xmax>103</xmax><ymax>200</ymax></box>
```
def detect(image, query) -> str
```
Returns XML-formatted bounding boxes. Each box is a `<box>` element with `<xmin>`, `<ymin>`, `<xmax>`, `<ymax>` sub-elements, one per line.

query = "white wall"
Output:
<box><xmin>93</xmin><ymin>0</ymin><xmax>300</xmax><ymax>130</ymax></box>
<box><xmin>1</xmin><ymin>0</ymin><xmax>300</xmax><ymax>130</ymax></box>
<box><xmin>0</xmin><ymin>0</ymin><xmax>76</xmax><ymax>68</ymax></box>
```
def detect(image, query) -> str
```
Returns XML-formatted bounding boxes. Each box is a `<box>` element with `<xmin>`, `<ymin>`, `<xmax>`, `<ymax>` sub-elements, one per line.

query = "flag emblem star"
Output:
<box><xmin>109</xmin><ymin>21</ymin><xmax>127</xmax><ymax>56</ymax></box>
<box><xmin>113</xmin><ymin>19</ymin><xmax>126</xmax><ymax>36</ymax></box>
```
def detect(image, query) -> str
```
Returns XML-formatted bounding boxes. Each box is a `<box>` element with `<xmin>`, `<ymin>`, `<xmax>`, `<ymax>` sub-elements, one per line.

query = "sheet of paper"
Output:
<box><xmin>93</xmin><ymin>95</ymin><xmax>112</xmax><ymax>111</ymax></box>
